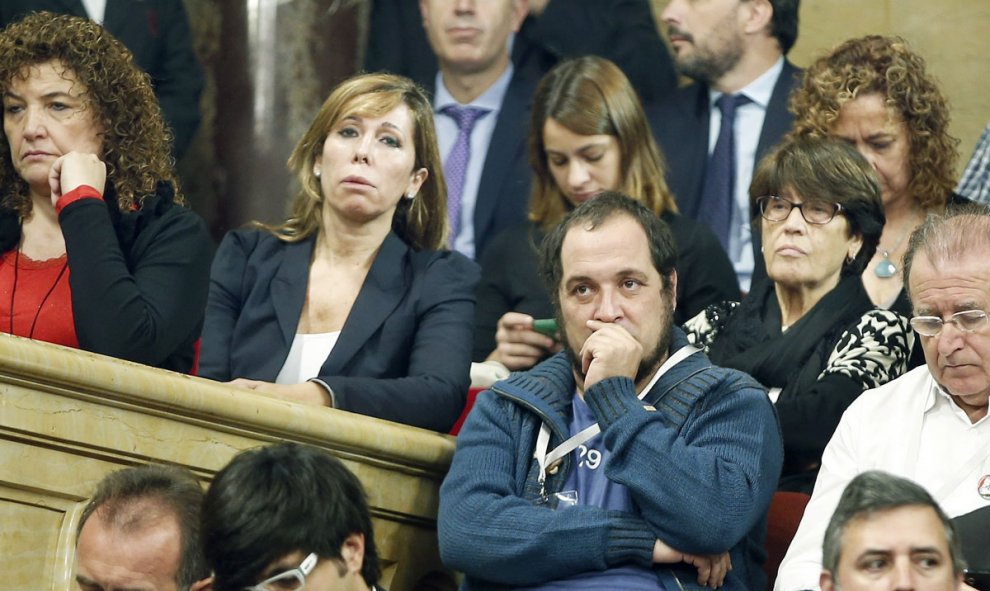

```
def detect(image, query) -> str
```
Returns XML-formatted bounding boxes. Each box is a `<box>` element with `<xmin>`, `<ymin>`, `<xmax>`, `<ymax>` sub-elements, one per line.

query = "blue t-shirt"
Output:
<box><xmin>520</xmin><ymin>395</ymin><xmax>666</xmax><ymax>590</ymax></box>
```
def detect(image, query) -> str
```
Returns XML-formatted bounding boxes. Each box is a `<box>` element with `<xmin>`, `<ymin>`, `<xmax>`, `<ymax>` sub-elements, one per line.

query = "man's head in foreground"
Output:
<box><xmin>75</xmin><ymin>464</ymin><xmax>210</xmax><ymax>591</ymax></box>
<box><xmin>202</xmin><ymin>443</ymin><xmax>378</xmax><ymax>591</ymax></box>
<box><xmin>540</xmin><ymin>191</ymin><xmax>678</xmax><ymax>392</ymax></box>
<box><xmin>821</xmin><ymin>470</ymin><xmax>964</xmax><ymax>591</ymax></box>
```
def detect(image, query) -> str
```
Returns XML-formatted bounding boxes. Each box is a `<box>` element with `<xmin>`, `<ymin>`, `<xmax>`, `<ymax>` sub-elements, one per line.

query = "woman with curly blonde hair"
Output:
<box><xmin>199</xmin><ymin>73</ymin><xmax>479</xmax><ymax>433</ymax></box>
<box><xmin>0</xmin><ymin>12</ymin><xmax>211</xmax><ymax>372</ymax></box>
<box><xmin>790</xmin><ymin>35</ymin><xmax>962</xmax><ymax>316</ymax></box>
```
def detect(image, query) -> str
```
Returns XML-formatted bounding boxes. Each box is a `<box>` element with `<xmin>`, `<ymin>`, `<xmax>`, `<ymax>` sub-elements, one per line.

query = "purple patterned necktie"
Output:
<box><xmin>441</xmin><ymin>105</ymin><xmax>491</xmax><ymax>246</ymax></box>
<box><xmin>698</xmin><ymin>93</ymin><xmax>751</xmax><ymax>252</ymax></box>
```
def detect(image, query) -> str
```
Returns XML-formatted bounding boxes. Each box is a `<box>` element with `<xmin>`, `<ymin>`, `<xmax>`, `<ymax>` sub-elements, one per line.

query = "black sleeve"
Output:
<box><xmin>59</xmin><ymin>196</ymin><xmax>212</xmax><ymax>370</ymax></box>
<box><xmin>775</xmin><ymin>310</ymin><xmax>911</xmax><ymax>484</ymax></box>
<box><xmin>669</xmin><ymin>216</ymin><xmax>741</xmax><ymax>325</ymax></box>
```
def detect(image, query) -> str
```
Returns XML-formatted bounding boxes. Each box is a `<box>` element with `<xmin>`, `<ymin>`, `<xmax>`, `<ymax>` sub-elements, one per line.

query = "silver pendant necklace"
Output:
<box><xmin>874</xmin><ymin>217</ymin><xmax>917</xmax><ymax>279</ymax></box>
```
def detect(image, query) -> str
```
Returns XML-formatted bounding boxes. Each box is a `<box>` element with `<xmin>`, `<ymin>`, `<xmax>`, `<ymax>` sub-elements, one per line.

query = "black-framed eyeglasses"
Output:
<box><xmin>910</xmin><ymin>310</ymin><xmax>989</xmax><ymax>337</ymax></box>
<box><xmin>244</xmin><ymin>552</ymin><xmax>319</xmax><ymax>591</ymax></box>
<box><xmin>756</xmin><ymin>195</ymin><xmax>843</xmax><ymax>225</ymax></box>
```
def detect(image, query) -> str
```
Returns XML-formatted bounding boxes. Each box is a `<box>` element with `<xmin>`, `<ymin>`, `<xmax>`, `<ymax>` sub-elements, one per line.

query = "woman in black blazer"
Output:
<box><xmin>200</xmin><ymin>73</ymin><xmax>479</xmax><ymax>432</ymax></box>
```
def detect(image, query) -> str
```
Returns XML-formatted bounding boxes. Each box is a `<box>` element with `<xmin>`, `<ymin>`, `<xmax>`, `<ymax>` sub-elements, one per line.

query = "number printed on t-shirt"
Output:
<box><xmin>576</xmin><ymin>444</ymin><xmax>602</xmax><ymax>470</ymax></box>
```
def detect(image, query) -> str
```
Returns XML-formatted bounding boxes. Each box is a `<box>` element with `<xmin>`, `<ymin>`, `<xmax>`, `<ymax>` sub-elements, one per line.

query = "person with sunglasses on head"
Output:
<box><xmin>775</xmin><ymin>203</ymin><xmax>990</xmax><ymax>591</ymax></box>
<box><xmin>202</xmin><ymin>443</ymin><xmax>382</xmax><ymax>591</ymax></box>
<box><xmin>683</xmin><ymin>136</ymin><xmax>912</xmax><ymax>494</ymax></box>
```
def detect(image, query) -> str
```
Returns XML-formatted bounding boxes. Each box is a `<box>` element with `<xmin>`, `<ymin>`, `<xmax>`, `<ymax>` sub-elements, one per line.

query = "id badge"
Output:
<box><xmin>534</xmin><ymin>490</ymin><xmax>579</xmax><ymax>510</ymax></box>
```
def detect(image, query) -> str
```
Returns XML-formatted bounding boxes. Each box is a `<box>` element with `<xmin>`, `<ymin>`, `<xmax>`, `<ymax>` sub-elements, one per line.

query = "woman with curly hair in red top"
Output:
<box><xmin>0</xmin><ymin>11</ymin><xmax>211</xmax><ymax>372</ymax></box>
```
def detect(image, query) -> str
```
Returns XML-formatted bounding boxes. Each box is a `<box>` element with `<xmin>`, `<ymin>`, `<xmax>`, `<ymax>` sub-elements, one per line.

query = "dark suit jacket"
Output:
<box><xmin>0</xmin><ymin>0</ymin><xmax>204</xmax><ymax>159</ymax></box>
<box><xmin>199</xmin><ymin>229</ymin><xmax>481</xmax><ymax>433</ymax></box>
<box><xmin>647</xmin><ymin>60</ymin><xmax>802</xmax><ymax>284</ymax></box>
<box><xmin>365</xmin><ymin>0</ymin><xmax>677</xmax><ymax>104</ymax></box>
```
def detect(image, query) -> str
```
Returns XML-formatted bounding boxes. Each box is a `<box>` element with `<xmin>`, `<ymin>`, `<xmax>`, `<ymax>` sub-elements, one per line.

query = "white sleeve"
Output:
<box><xmin>774</xmin><ymin>402</ymin><xmax>866</xmax><ymax>591</ymax></box>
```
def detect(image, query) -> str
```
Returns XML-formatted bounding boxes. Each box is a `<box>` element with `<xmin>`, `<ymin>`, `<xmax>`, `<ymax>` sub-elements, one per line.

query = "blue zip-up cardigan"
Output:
<box><xmin>439</xmin><ymin>328</ymin><xmax>783</xmax><ymax>590</ymax></box>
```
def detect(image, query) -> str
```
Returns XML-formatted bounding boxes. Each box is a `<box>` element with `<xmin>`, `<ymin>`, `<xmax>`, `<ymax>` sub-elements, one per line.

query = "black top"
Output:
<box><xmin>0</xmin><ymin>182</ymin><xmax>212</xmax><ymax>372</ymax></box>
<box><xmin>684</xmin><ymin>276</ymin><xmax>912</xmax><ymax>492</ymax></box>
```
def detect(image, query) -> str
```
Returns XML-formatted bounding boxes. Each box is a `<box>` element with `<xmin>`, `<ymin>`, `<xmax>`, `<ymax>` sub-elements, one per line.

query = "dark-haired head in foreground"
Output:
<box><xmin>202</xmin><ymin>442</ymin><xmax>379</xmax><ymax>591</ymax></box>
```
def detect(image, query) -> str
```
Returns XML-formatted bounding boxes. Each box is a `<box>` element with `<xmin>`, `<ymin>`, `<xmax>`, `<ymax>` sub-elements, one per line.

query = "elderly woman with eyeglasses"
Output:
<box><xmin>683</xmin><ymin>136</ymin><xmax>913</xmax><ymax>493</ymax></box>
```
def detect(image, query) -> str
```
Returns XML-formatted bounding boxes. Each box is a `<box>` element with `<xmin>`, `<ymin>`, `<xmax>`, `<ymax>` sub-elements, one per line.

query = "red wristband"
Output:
<box><xmin>55</xmin><ymin>185</ymin><xmax>103</xmax><ymax>215</ymax></box>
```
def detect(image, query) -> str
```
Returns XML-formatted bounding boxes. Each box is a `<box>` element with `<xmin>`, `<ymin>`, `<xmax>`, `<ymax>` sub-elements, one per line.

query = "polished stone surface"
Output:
<box><xmin>0</xmin><ymin>333</ymin><xmax>454</xmax><ymax>591</ymax></box>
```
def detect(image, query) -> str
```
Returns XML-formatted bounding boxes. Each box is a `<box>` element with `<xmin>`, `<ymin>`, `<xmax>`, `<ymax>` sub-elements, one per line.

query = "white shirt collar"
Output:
<box><xmin>707</xmin><ymin>56</ymin><xmax>784</xmax><ymax>109</ymax></box>
<box><xmin>926</xmin><ymin>373</ymin><xmax>990</xmax><ymax>426</ymax></box>
<box><xmin>434</xmin><ymin>64</ymin><xmax>514</xmax><ymax>114</ymax></box>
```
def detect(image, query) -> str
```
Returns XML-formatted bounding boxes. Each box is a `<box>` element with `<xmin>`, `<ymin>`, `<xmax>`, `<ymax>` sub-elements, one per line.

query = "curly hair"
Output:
<box><xmin>789</xmin><ymin>35</ymin><xmax>957</xmax><ymax>211</ymax></box>
<box><xmin>0</xmin><ymin>11</ymin><xmax>179</xmax><ymax>216</ymax></box>
<box><xmin>261</xmin><ymin>73</ymin><xmax>447</xmax><ymax>251</ymax></box>
<box><xmin>528</xmin><ymin>56</ymin><xmax>677</xmax><ymax>231</ymax></box>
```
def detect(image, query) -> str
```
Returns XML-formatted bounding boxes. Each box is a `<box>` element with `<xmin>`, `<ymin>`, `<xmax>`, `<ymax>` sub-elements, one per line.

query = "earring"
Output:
<box><xmin>405</xmin><ymin>192</ymin><xmax>416</xmax><ymax>200</ymax></box>
<box><xmin>314</xmin><ymin>168</ymin><xmax>321</xmax><ymax>178</ymax></box>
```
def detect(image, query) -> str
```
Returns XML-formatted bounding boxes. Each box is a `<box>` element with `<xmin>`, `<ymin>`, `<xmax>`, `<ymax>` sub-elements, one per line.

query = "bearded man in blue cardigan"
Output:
<box><xmin>439</xmin><ymin>192</ymin><xmax>783</xmax><ymax>590</ymax></box>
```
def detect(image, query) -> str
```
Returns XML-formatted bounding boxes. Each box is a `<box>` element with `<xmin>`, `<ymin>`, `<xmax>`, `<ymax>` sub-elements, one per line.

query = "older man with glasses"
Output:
<box><xmin>775</xmin><ymin>204</ymin><xmax>990</xmax><ymax>591</ymax></box>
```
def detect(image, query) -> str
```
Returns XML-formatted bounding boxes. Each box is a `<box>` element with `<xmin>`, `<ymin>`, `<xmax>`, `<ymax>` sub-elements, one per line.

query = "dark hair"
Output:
<box><xmin>903</xmin><ymin>203</ymin><xmax>990</xmax><ymax>301</ymax></box>
<box><xmin>822</xmin><ymin>470</ymin><xmax>965</xmax><ymax>577</ymax></box>
<box><xmin>539</xmin><ymin>191</ymin><xmax>677</xmax><ymax>310</ymax></box>
<box><xmin>259</xmin><ymin>72</ymin><xmax>447</xmax><ymax>250</ymax></box>
<box><xmin>750</xmin><ymin>135</ymin><xmax>885</xmax><ymax>276</ymax></box>
<box><xmin>202</xmin><ymin>443</ymin><xmax>380</xmax><ymax>591</ymax></box>
<box><xmin>528</xmin><ymin>56</ymin><xmax>677</xmax><ymax>230</ymax></box>
<box><xmin>0</xmin><ymin>11</ymin><xmax>179</xmax><ymax>216</ymax></box>
<box><xmin>790</xmin><ymin>35</ymin><xmax>958</xmax><ymax>211</ymax></box>
<box><xmin>766</xmin><ymin>0</ymin><xmax>800</xmax><ymax>54</ymax></box>
<box><xmin>77</xmin><ymin>464</ymin><xmax>209</xmax><ymax>589</ymax></box>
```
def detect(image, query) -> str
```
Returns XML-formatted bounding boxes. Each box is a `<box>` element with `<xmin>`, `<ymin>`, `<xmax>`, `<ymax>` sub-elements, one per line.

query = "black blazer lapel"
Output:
<box><xmin>756</xmin><ymin>60</ymin><xmax>801</xmax><ymax>159</ymax></box>
<box><xmin>323</xmin><ymin>233</ymin><xmax>409</xmax><ymax>374</ymax></box>
<box><xmin>473</xmin><ymin>67</ymin><xmax>536</xmax><ymax>253</ymax></box>
<box><xmin>269</xmin><ymin>238</ymin><xmax>314</xmax><ymax>364</ymax></box>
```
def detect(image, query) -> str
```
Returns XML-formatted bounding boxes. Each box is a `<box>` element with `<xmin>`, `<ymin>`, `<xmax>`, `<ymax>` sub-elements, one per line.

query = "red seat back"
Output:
<box><xmin>449</xmin><ymin>387</ymin><xmax>484</xmax><ymax>435</ymax></box>
<box><xmin>764</xmin><ymin>491</ymin><xmax>811</xmax><ymax>590</ymax></box>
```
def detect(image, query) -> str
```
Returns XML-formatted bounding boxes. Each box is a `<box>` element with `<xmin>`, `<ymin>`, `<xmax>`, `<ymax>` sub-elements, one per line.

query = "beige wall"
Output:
<box><xmin>651</xmin><ymin>0</ymin><xmax>990</xmax><ymax>174</ymax></box>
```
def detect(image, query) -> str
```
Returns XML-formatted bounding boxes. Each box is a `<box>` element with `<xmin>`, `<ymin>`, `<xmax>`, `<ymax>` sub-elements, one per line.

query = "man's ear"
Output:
<box><xmin>341</xmin><ymin>532</ymin><xmax>366</xmax><ymax>575</ymax></box>
<box><xmin>820</xmin><ymin>569</ymin><xmax>835</xmax><ymax>591</ymax></box>
<box><xmin>741</xmin><ymin>0</ymin><xmax>773</xmax><ymax>36</ymax></box>
<box><xmin>190</xmin><ymin>575</ymin><xmax>214</xmax><ymax>591</ymax></box>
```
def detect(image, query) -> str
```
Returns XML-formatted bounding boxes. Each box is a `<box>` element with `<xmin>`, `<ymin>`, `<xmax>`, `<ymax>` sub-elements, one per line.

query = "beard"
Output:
<box><xmin>562</xmin><ymin>296</ymin><xmax>674</xmax><ymax>388</ymax></box>
<box><xmin>669</xmin><ymin>23</ymin><xmax>745</xmax><ymax>85</ymax></box>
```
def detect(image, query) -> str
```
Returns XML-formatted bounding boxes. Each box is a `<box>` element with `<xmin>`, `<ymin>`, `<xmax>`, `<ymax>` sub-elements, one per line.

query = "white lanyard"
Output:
<box><xmin>533</xmin><ymin>345</ymin><xmax>699</xmax><ymax>496</ymax></box>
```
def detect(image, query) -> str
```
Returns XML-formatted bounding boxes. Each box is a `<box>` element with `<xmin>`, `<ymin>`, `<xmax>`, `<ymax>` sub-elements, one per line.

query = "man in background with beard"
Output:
<box><xmin>438</xmin><ymin>192</ymin><xmax>783</xmax><ymax>590</ymax></box>
<box><xmin>649</xmin><ymin>0</ymin><xmax>801</xmax><ymax>292</ymax></box>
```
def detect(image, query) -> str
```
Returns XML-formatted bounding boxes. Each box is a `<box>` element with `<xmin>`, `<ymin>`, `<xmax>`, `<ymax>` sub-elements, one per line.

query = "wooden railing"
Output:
<box><xmin>0</xmin><ymin>334</ymin><xmax>456</xmax><ymax>591</ymax></box>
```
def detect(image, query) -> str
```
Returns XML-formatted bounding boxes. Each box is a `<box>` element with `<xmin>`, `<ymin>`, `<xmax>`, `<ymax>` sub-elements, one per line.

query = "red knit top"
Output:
<box><xmin>0</xmin><ymin>249</ymin><xmax>77</xmax><ymax>348</ymax></box>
